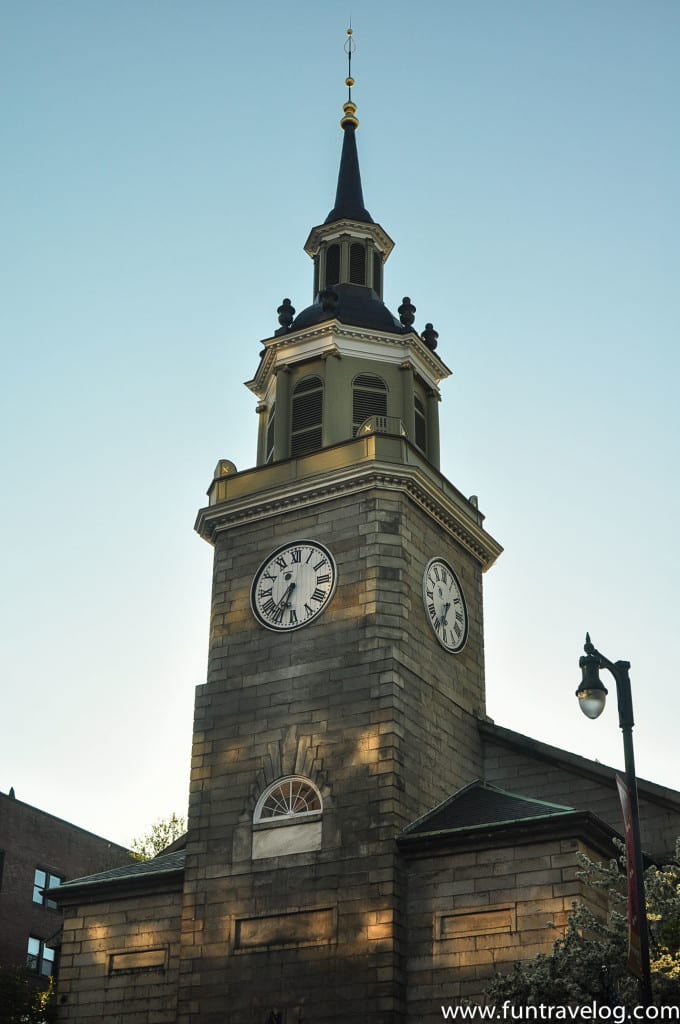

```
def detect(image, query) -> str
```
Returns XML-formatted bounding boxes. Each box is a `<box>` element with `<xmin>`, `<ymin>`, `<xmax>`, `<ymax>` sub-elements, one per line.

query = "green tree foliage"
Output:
<box><xmin>485</xmin><ymin>838</ymin><xmax>680</xmax><ymax>1007</ymax></box>
<box><xmin>130</xmin><ymin>812</ymin><xmax>186</xmax><ymax>861</ymax></box>
<box><xmin>0</xmin><ymin>966</ymin><xmax>55</xmax><ymax>1024</ymax></box>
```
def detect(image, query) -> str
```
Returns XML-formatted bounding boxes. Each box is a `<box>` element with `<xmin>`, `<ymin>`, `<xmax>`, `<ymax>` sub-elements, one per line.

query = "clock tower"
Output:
<box><xmin>178</xmin><ymin>41</ymin><xmax>501</xmax><ymax>1024</ymax></box>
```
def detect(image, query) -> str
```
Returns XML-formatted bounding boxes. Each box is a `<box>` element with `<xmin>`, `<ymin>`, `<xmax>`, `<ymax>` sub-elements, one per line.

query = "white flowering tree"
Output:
<box><xmin>485</xmin><ymin>838</ymin><xmax>680</xmax><ymax>1007</ymax></box>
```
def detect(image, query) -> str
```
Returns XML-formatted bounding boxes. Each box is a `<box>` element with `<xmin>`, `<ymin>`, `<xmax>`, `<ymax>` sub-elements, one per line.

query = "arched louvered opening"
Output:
<box><xmin>265</xmin><ymin>403</ymin><xmax>276</xmax><ymax>464</ymax></box>
<box><xmin>313</xmin><ymin>256</ymin><xmax>319</xmax><ymax>297</ymax></box>
<box><xmin>414</xmin><ymin>394</ymin><xmax>427</xmax><ymax>453</ymax></box>
<box><xmin>349</xmin><ymin>242</ymin><xmax>366</xmax><ymax>285</ymax></box>
<box><xmin>291</xmin><ymin>376</ymin><xmax>324</xmax><ymax>457</ymax></box>
<box><xmin>372</xmin><ymin>250</ymin><xmax>382</xmax><ymax>295</ymax></box>
<box><xmin>325</xmin><ymin>244</ymin><xmax>340</xmax><ymax>288</ymax></box>
<box><xmin>352</xmin><ymin>373</ymin><xmax>388</xmax><ymax>436</ymax></box>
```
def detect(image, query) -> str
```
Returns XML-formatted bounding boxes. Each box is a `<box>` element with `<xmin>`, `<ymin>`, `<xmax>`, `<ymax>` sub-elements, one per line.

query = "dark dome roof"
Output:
<box><xmin>290</xmin><ymin>284</ymin><xmax>405</xmax><ymax>335</ymax></box>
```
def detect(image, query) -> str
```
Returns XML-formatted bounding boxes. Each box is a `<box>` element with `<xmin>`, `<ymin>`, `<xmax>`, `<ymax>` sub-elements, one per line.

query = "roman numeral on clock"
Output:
<box><xmin>423</xmin><ymin>558</ymin><xmax>467</xmax><ymax>653</ymax></box>
<box><xmin>252</xmin><ymin>541</ymin><xmax>336</xmax><ymax>631</ymax></box>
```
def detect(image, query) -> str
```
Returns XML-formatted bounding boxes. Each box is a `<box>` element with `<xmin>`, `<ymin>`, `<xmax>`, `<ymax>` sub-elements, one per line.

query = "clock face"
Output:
<box><xmin>422</xmin><ymin>557</ymin><xmax>468</xmax><ymax>653</ymax></box>
<box><xmin>251</xmin><ymin>540</ymin><xmax>337</xmax><ymax>632</ymax></box>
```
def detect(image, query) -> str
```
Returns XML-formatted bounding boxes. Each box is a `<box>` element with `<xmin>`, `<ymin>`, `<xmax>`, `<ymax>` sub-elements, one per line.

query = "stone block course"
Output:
<box><xmin>50</xmin><ymin>455</ymin><xmax>680</xmax><ymax>1023</ymax></box>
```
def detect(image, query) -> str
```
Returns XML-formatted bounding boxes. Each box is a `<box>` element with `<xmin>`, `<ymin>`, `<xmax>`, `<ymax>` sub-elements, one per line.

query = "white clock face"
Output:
<box><xmin>251</xmin><ymin>540</ymin><xmax>337</xmax><ymax>632</ymax></box>
<box><xmin>422</xmin><ymin>557</ymin><xmax>468</xmax><ymax>653</ymax></box>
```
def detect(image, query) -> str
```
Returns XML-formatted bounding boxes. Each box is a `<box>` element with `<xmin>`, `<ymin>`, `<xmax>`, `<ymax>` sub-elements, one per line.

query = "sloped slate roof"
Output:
<box><xmin>46</xmin><ymin>850</ymin><xmax>186</xmax><ymax>898</ymax></box>
<box><xmin>402</xmin><ymin>780</ymin><xmax>576</xmax><ymax>839</ymax></box>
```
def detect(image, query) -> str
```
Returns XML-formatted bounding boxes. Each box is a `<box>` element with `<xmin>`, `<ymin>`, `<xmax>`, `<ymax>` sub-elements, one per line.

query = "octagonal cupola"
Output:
<box><xmin>247</xmin><ymin>31</ymin><xmax>450</xmax><ymax>472</ymax></box>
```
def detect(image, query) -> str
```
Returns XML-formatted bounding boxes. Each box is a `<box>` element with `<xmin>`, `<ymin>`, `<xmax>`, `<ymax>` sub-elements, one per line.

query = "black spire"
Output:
<box><xmin>325</xmin><ymin>28</ymin><xmax>373</xmax><ymax>225</ymax></box>
<box><xmin>325</xmin><ymin>121</ymin><xmax>373</xmax><ymax>224</ymax></box>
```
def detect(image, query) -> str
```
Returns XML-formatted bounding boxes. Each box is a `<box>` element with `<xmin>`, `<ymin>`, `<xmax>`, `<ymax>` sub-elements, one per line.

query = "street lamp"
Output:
<box><xmin>576</xmin><ymin>633</ymin><xmax>653</xmax><ymax>1007</ymax></box>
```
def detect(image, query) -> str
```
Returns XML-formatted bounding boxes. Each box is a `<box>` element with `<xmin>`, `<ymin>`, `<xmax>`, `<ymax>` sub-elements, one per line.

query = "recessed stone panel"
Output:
<box><xmin>109</xmin><ymin>947</ymin><xmax>167</xmax><ymax>973</ymax></box>
<box><xmin>234</xmin><ymin>907</ymin><xmax>336</xmax><ymax>951</ymax></box>
<box><xmin>252</xmin><ymin>820</ymin><xmax>322</xmax><ymax>860</ymax></box>
<box><xmin>437</xmin><ymin>904</ymin><xmax>516</xmax><ymax>939</ymax></box>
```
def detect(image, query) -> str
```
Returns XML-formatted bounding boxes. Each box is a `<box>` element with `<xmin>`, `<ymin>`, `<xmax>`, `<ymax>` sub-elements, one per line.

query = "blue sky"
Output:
<box><xmin>2</xmin><ymin>1</ymin><xmax>679</xmax><ymax>848</ymax></box>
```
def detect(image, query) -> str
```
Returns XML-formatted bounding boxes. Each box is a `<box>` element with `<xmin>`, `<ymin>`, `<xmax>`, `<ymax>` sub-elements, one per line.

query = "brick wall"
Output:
<box><xmin>0</xmin><ymin>793</ymin><xmax>129</xmax><ymax>972</ymax></box>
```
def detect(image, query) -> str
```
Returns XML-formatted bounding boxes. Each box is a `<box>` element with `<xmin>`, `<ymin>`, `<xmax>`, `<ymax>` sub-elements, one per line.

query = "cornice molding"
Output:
<box><xmin>304</xmin><ymin>218</ymin><xmax>395</xmax><ymax>259</ymax></box>
<box><xmin>396</xmin><ymin>809</ymin><xmax>618</xmax><ymax>861</ymax></box>
<box><xmin>246</xmin><ymin>321</ymin><xmax>451</xmax><ymax>399</ymax></box>
<box><xmin>195</xmin><ymin>458</ymin><xmax>502</xmax><ymax>570</ymax></box>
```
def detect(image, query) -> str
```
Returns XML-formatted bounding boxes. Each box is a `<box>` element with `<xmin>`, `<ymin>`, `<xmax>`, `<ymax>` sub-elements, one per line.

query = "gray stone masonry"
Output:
<box><xmin>178</xmin><ymin>484</ymin><xmax>490</xmax><ymax>1024</ymax></box>
<box><xmin>405</xmin><ymin>837</ymin><xmax>608</xmax><ymax>1019</ymax></box>
<box><xmin>57</xmin><ymin>889</ymin><xmax>183</xmax><ymax>1023</ymax></box>
<box><xmin>483</xmin><ymin>730</ymin><xmax>680</xmax><ymax>858</ymax></box>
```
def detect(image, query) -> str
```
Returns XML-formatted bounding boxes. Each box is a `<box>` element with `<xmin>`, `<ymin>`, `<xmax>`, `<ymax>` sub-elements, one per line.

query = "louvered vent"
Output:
<box><xmin>414</xmin><ymin>395</ymin><xmax>427</xmax><ymax>452</ymax></box>
<box><xmin>313</xmin><ymin>256</ymin><xmax>319</xmax><ymax>297</ymax></box>
<box><xmin>265</xmin><ymin>404</ymin><xmax>276</xmax><ymax>463</ymax></box>
<box><xmin>372</xmin><ymin>250</ymin><xmax>382</xmax><ymax>295</ymax></box>
<box><xmin>325</xmin><ymin>245</ymin><xmax>340</xmax><ymax>288</ymax></box>
<box><xmin>291</xmin><ymin>377</ymin><xmax>323</xmax><ymax>457</ymax></box>
<box><xmin>352</xmin><ymin>373</ymin><xmax>388</xmax><ymax>435</ymax></box>
<box><xmin>349</xmin><ymin>243</ymin><xmax>366</xmax><ymax>285</ymax></box>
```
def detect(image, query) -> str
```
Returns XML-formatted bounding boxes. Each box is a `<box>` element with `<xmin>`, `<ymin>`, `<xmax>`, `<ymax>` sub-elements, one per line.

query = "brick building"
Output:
<box><xmin>0</xmin><ymin>789</ymin><xmax>130</xmax><ymax>985</ymax></box>
<box><xmin>49</xmin><ymin>53</ymin><xmax>680</xmax><ymax>1023</ymax></box>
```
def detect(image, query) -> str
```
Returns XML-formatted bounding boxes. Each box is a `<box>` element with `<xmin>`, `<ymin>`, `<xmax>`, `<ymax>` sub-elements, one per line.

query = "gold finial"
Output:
<box><xmin>341</xmin><ymin>24</ymin><xmax>359</xmax><ymax>129</ymax></box>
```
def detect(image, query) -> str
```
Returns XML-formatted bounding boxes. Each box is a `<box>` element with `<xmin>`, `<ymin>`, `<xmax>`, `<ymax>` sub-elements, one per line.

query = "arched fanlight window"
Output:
<box><xmin>291</xmin><ymin>376</ymin><xmax>324</xmax><ymax>457</ymax></box>
<box><xmin>254</xmin><ymin>777</ymin><xmax>322</xmax><ymax>824</ymax></box>
<box><xmin>349</xmin><ymin>242</ymin><xmax>366</xmax><ymax>285</ymax></box>
<box><xmin>352</xmin><ymin>373</ymin><xmax>388</xmax><ymax>436</ymax></box>
<box><xmin>325</xmin><ymin>244</ymin><xmax>340</xmax><ymax>288</ymax></box>
<box><xmin>414</xmin><ymin>394</ymin><xmax>427</xmax><ymax>453</ymax></box>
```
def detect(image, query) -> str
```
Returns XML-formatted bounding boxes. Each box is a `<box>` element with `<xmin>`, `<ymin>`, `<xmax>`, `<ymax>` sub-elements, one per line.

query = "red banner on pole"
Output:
<box><xmin>616</xmin><ymin>773</ymin><xmax>643</xmax><ymax>979</ymax></box>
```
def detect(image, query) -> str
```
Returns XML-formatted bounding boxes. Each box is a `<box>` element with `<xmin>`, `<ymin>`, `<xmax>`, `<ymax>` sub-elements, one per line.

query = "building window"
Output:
<box><xmin>414</xmin><ymin>394</ymin><xmax>427</xmax><ymax>452</ymax></box>
<box><xmin>33</xmin><ymin>868</ymin><xmax>62</xmax><ymax>910</ymax></box>
<box><xmin>254</xmin><ymin>777</ymin><xmax>322</xmax><ymax>824</ymax></box>
<box><xmin>352</xmin><ymin>373</ymin><xmax>388</xmax><ymax>436</ymax></box>
<box><xmin>290</xmin><ymin>376</ymin><xmax>323</xmax><ymax>457</ymax></box>
<box><xmin>325</xmin><ymin>244</ymin><xmax>340</xmax><ymax>288</ymax></box>
<box><xmin>265</xmin><ymin>403</ymin><xmax>276</xmax><ymax>464</ymax></box>
<box><xmin>27</xmin><ymin>936</ymin><xmax>57</xmax><ymax>978</ymax></box>
<box><xmin>349</xmin><ymin>242</ymin><xmax>366</xmax><ymax>285</ymax></box>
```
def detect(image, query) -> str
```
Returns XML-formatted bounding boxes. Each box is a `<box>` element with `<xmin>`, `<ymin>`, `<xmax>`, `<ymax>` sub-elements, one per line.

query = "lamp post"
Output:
<box><xmin>576</xmin><ymin>633</ymin><xmax>653</xmax><ymax>1007</ymax></box>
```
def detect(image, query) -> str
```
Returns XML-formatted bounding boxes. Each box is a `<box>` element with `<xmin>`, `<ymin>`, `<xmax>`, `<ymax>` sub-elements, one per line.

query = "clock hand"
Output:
<box><xmin>441</xmin><ymin>601</ymin><xmax>451</xmax><ymax>625</ymax></box>
<box><xmin>275</xmin><ymin>582</ymin><xmax>296</xmax><ymax>610</ymax></box>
